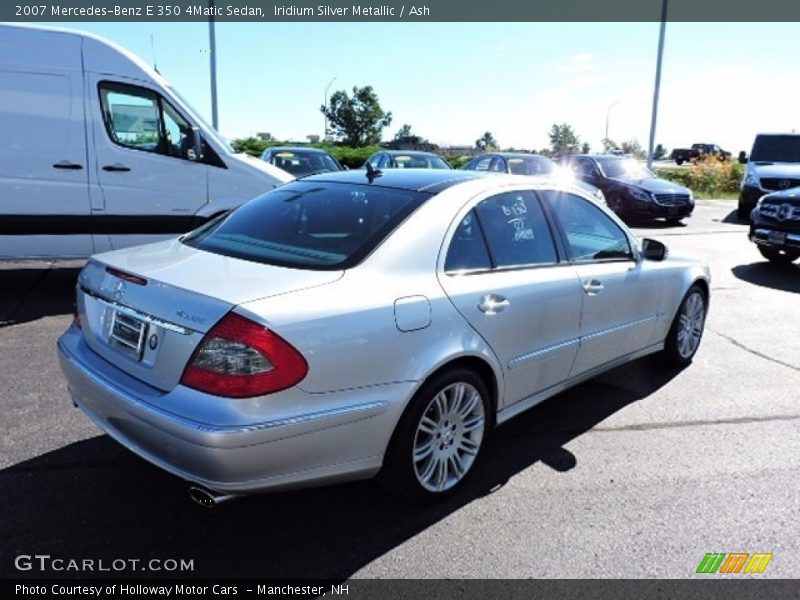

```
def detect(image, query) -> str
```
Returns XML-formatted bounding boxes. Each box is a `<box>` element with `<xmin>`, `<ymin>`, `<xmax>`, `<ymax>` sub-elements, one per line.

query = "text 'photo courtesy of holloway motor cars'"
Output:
<box><xmin>57</xmin><ymin>168</ymin><xmax>710</xmax><ymax>506</ymax></box>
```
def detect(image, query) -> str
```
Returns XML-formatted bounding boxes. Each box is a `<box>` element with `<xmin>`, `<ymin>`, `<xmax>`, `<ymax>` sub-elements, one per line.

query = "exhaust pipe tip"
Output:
<box><xmin>189</xmin><ymin>485</ymin><xmax>238</xmax><ymax>508</ymax></box>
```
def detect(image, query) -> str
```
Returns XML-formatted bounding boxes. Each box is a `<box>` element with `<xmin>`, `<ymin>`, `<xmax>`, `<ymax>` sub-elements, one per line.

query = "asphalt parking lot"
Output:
<box><xmin>1</xmin><ymin>200</ymin><xmax>798</xmax><ymax>581</ymax></box>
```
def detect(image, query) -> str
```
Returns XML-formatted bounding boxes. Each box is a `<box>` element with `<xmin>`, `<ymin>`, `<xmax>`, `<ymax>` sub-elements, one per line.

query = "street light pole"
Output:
<box><xmin>605</xmin><ymin>100</ymin><xmax>620</xmax><ymax>143</ymax></box>
<box><xmin>208</xmin><ymin>0</ymin><xmax>219</xmax><ymax>130</ymax></box>
<box><xmin>323</xmin><ymin>76</ymin><xmax>337</xmax><ymax>140</ymax></box>
<box><xmin>647</xmin><ymin>0</ymin><xmax>668</xmax><ymax>169</ymax></box>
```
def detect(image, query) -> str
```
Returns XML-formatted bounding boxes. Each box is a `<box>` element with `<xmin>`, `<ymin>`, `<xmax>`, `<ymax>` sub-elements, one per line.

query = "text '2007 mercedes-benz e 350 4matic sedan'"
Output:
<box><xmin>58</xmin><ymin>168</ymin><xmax>710</xmax><ymax>504</ymax></box>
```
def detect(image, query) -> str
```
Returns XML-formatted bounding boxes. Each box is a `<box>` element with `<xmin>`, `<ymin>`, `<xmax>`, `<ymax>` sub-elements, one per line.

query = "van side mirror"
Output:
<box><xmin>188</xmin><ymin>127</ymin><xmax>204</xmax><ymax>162</ymax></box>
<box><xmin>738</xmin><ymin>151</ymin><xmax>748</xmax><ymax>164</ymax></box>
<box><xmin>641</xmin><ymin>238</ymin><xmax>668</xmax><ymax>261</ymax></box>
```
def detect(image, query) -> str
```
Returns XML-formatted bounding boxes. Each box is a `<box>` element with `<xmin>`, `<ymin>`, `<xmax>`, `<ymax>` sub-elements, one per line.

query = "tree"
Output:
<box><xmin>320</xmin><ymin>85</ymin><xmax>392</xmax><ymax>147</ymax></box>
<box><xmin>602</xmin><ymin>137</ymin><xmax>620</xmax><ymax>153</ymax></box>
<box><xmin>621</xmin><ymin>139</ymin><xmax>647</xmax><ymax>160</ymax></box>
<box><xmin>475</xmin><ymin>131</ymin><xmax>499</xmax><ymax>151</ymax></box>
<box><xmin>231</xmin><ymin>136</ymin><xmax>270</xmax><ymax>157</ymax></box>
<box><xmin>394</xmin><ymin>124</ymin><xmax>413</xmax><ymax>140</ymax></box>
<box><xmin>581</xmin><ymin>142</ymin><xmax>591</xmax><ymax>154</ymax></box>
<box><xmin>548</xmin><ymin>123</ymin><xmax>581</xmax><ymax>155</ymax></box>
<box><xmin>654</xmin><ymin>143</ymin><xmax>667</xmax><ymax>160</ymax></box>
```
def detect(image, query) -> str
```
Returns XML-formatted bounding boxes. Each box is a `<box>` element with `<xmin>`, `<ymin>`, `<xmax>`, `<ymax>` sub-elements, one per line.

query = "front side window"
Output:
<box><xmin>541</xmin><ymin>191</ymin><xmax>633</xmax><ymax>262</ymax></box>
<box><xmin>99</xmin><ymin>82</ymin><xmax>193</xmax><ymax>159</ymax></box>
<box><xmin>474</xmin><ymin>191</ymin><xmax>558</xmax><ymax>268</ymax></box>
<box><xmin>182</xmin><ymin>181</ymin><xmax>429</xmax><ymax>269</ymax></box>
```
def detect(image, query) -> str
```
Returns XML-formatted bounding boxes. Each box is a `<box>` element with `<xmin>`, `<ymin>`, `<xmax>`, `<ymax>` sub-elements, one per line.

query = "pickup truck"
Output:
<box><xmin>671</xmin><ymin>143</ymin><xmax>732</xmax><ymax>165</ymax></box>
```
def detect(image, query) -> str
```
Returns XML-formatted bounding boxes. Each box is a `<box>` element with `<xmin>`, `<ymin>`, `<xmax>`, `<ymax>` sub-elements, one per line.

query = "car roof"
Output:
<box><xmin>380</xmin><ymin>150</ymin><xmax>444</xmax><ymax>157</ymax></box>
<box><xmin>266</xmin><ymin>146</ymin><xmax>333</xmax><ymax>154</ymax></box>
<box><xmin>570</xmin><ymin>154</ymin><xmax>627</xmax><ymax>159</ymax></box>
<box><xmin>486</xmin><ymin>152</ymin><xmax>550</xmax><ymax>159</ymax></box>
<box><xmin>297</xmin><ymin>167</ymin><xmax>488</xmax><ymax>194</ymax></box>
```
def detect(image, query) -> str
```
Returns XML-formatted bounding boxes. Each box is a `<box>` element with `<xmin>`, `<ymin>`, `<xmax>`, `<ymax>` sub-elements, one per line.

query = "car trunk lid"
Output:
<box><xmin>76</xmin><ymin>239</ymin><xmax>342</xmax><ymax>391</ymax></box>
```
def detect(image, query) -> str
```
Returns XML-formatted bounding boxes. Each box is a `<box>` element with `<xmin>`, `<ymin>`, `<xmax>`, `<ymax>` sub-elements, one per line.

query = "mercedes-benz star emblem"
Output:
<box><xmin>778</xmin><ymin>179</ymin><xmax>792</xmax><ymax>190</ymax></box>
<box><xmin>112</xmin><ymin>280</ymin><xmax>126</xmax><ymax>301</ymax></box>
<box><xmin>777</xmin><ymin>203</ymin><xmax>793</xmax><ymax>221</ymax></box>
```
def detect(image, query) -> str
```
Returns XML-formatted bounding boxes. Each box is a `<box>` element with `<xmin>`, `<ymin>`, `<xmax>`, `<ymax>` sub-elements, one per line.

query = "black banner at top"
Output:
<box><xmin>4</xmin><ymin>0</ymin><xmax>800</xmax><ymax>22</ymax></box>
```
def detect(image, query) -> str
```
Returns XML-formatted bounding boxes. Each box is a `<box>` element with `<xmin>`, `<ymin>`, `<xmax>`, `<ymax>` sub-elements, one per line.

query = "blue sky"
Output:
<box><xmin>35</xmin><ymin>21</ymin><xmax>800</xmax><ymax>154</ymax></box>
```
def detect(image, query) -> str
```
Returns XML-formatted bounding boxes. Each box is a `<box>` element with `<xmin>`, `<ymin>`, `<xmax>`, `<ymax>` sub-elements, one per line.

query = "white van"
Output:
<box><xmin>0</xmin><ymin>24</ymin><xmax>293</xmax><ymax>259</ymax></box>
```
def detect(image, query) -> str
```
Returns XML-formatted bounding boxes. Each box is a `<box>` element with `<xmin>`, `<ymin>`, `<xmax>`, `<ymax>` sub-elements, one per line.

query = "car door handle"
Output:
<box><xmin>102</xmin><ymin>164</ymin><xmax>131</xmax><ymax>172</ymax></box>
<box><xmin>478</xmin><ymin>294</ymin><xmax>510</xmax><ymax>314</ymax></box>
<box><xmin>582</xmin><ymin>280</ymin><xmax>604</xmax><ymax>295</ymax></box>
<box><xmin>52</xmin><ymin>161</ymin><xmax>83</xmax><ymax>170</ymax></box>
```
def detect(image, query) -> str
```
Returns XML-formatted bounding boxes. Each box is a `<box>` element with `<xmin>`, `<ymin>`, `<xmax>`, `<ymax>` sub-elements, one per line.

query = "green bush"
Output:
<box><xmin>230</xmin><ymin>137</ymin><xmax>381</xmax><ymax>169</ymax></box>
<box><xmin>327</xmin><ymin>145</ymin><xmax>382</xmax><ymax>169</ymax></box>
<box><xmin>655</xmin><ymin>161</ymin><xmax>744</xmax><ymax>199</ymax></box>
<box><xmin>444</xmin><ymin>155</ymin><xmax>471</xmax><ymax>169</ymax></box>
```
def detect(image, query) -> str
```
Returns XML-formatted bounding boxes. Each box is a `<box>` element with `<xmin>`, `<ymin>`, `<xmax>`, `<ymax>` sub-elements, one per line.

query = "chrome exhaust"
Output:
<box><xmin>188</xmin><ymin>485</ymin><xmax>238</xmax><ymax>507</ymax></box>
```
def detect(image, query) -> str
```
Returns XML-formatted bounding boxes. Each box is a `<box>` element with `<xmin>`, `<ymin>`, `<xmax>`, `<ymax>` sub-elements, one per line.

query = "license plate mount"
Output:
<box><xmin>109</xmin><ymin>310</ymin><xmax>147</xmax><ymax>359</ymax></box>
<box><xmin>768</xmin><ymin>230</ymin><xmax>787</xmax><ymax>246</ymax></box>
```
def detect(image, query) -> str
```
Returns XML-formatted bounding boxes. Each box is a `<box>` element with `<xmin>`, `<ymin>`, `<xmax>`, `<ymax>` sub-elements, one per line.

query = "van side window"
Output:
<box><xmin>99</xmin><ymin>82</ymin><xmax>192</xmax><ymax>160</ymax></box>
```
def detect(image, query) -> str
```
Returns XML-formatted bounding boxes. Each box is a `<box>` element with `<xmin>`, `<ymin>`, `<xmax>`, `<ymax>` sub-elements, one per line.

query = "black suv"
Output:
<box><xmin>749</xmin><ymin>189</ymin><xmax>800</xmax><ymax>264</ymax></box>
<box><xmin>738</xmin><ymin>133</ymin><xmax>800</xmax><ymax>220</ymax></box>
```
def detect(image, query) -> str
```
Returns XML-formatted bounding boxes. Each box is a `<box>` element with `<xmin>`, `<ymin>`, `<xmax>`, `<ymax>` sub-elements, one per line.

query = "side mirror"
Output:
<box><xmin>641</xmin><ymin>238</ymin><xmax>668</xmax><ymax>261</ymax></box>
<box><xmin>738</xmin><ymin>151</ymin><xmax>748</xmax><ymax>164</ymax></box>
<box><xmin>188</xmin><ymin>127</ymin><xmax>204</xmax><ymax>161</ymax></box>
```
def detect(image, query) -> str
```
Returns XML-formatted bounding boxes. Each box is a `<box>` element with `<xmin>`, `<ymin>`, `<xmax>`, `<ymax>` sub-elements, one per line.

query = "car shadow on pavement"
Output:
<box><xmin>732</xmin><ymin>262</ymin><xmax>800</xmax><ymax>293</ymax></box>
<box><xmin>720</xmin><ymin>209</ymin><xmax>747</xmax><ymax>225</ymax></box>
<box><xmin>0</xmin><ymin>356</ymin><xmax>684</xmax><ymax>581</ymax></box>
<box><xmin>0</xmin><ymin>267</ymin><xmax>80</xmax><ymax>327</ymax></box>
<box><xmin>627</xmin><ymin>218</ymin><xmax>686</xmax><ymax>230</ymax></box>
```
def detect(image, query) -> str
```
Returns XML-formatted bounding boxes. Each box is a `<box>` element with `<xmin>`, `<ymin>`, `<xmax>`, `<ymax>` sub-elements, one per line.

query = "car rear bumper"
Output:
<box><xmin>57</xmin><ymin>326</ymin><xmax>410</xmax><ymax>493</ymax></box>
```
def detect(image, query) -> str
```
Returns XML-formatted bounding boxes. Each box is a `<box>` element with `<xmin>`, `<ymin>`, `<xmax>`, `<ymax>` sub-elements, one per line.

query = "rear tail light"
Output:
<box><xmin>180</xmin><ymin>312</ymin><xmax>307</xmax><ymax>398</ymax></box>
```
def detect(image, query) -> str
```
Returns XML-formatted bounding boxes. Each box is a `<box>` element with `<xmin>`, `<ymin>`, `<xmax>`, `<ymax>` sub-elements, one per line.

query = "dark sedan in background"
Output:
<box><xmin>261</xmin><ymin>146</ymin><xmax>345</xmax><ymax>177</ymax></box>
<box><xmin>563</xmin><ymin>155</ymin><xmax>694</xmax><ymax>223</ymax></box>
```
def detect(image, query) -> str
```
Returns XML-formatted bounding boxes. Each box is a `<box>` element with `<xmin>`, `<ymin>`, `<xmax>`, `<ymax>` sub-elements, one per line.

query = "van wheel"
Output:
<box><xmin>380</xmin><ymin>368</ymin><xmax>489</xmax><ymax>502</ymax></box>
<box><xmin>662</xmin><ymin>284</ymin><xmax>707</xmax><ymax>366</ymax></box>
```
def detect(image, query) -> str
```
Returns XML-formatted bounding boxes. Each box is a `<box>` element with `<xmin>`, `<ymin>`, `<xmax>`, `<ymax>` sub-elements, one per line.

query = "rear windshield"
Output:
<box><xmin>182</xmin><ymin>181</ymin><xmax>429</xmax><ymax>269</ymax></box>
<box><xmin>392</xmin><ymin>155</ymin><xmax>451</xmax><ymax>169</ymax></box>
<box><xmin>751</xmin><ymin>135</ymin><xmax>800</xmax><ymax>162</ymax></box>
<box><xmin>507</xmin><ymin>156</ymin><xmax>557</xmax><ymax>175</ymax></box>
<box><xmin>269</xmin><ymin>151</ymin><xmax>342</xmax><ymax>176</ymax></box>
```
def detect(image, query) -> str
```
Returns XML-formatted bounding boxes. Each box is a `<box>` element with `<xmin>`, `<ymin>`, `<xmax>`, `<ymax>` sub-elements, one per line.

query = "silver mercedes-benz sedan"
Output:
<box><xmin>57</xmin><ymin>169</ymin><xmax>710</xmax><ymax>504</ymax></box>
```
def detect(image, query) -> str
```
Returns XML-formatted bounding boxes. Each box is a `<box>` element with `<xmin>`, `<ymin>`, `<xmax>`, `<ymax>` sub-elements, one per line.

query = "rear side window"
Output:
<box><xmin>444</xmin><ymin>211</ymin><xmax>492</xmax><ymax>272</ymax></box>
<box><xmin>182</xmin><ymin>182</ymin><xmax>429</xmax><ymax>269</ymax></box>
<box><xmin>475</xmin><ymin>191</ymin><xmax>558</xmax><ymax>268</ymax></box>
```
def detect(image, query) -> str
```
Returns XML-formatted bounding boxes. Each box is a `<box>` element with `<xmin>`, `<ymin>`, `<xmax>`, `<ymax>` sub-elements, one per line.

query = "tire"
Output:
<box><xmin>662</xmin><ymin>284</ymin><xmax>707</xmax><ymax>366</ymax></box>
<box><xmin>736</xmin><ymin>204</ymin><xmax>750</xmax><ymax>221</ymax></box>
<box><xmin>675</xmin><ymin>158</ymin><xmax>684</xmax><ymax>166</ymax></box>
<box><xmin>758</xmin><ymin>246</ymin><xmax>800</xmax><ymax>265</ymax></box>
<box><xmin>379</xmin><ymin>368</ymin><xmax>490</xmax><ymax>502</ymax></box>
<box><xmin>606</xmin><ymin>193</ymin><xmax>628</xmax><ymax>220</ymax></box>
<box><xmin>666</xmin><ymin>217</ymin><xmax>684</xmax><ymax>225</ymax></box>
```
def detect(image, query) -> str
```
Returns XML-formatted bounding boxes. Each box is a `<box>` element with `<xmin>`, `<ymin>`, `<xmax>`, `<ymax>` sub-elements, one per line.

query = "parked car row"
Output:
<box><xmin>276</xmin><ymin>147</ymin><xmax>692</xmax><ymax>225</ymax></box>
